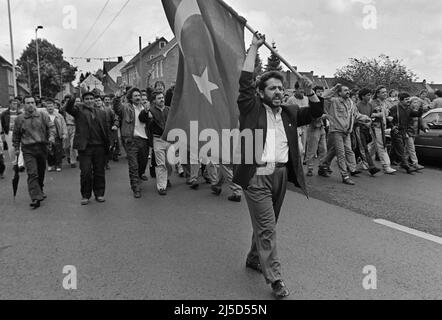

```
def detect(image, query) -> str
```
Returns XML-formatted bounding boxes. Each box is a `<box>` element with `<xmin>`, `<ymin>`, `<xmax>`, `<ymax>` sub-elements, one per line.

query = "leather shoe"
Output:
<box><xmin>158</xmin><ymin>189</ymin><xmax>167</xmax><ymax>196</ymax></box>
<box><xmin>81</xmin><ymin>198</ymin><xmax>90</xmax><ymax>206</ymax></box>
<box><xmin>306</xmin><ymin>170</ymin><xmax>313</xmax><ymax>177</ymax></box>
<box><xmin>369</xmin><ymin>167</ymin><xmax>381</xmax><ymax>176</ymax></box>
<box><xmin>246</xmin><ymin>260</ymin><xmax>262</xmax><ymax>273</ymax></box>
<box><xmin>350</xmin><ymin>170</ymin><xmax>362</xmax><ymax>176</ymax></box>
<box><xmin>95</xmin><ymin>196</ymin><xmax>106</xmax><ymax>203</ymax></box>
<box><xmin>271</xmin><ymin>280</ymin><xmax>290</xmax><ymax>298</ymax></box>
<box><xmin>343</xmin><ymin>177</ymin><xmax>356</xmax><ymax>185</ymax></box>
<box><xmin>30</xmin><ymin>200</ymin><xmax>41</xmax><ymax>209</ymax></box>
<box><xmin>318</xmin><ymin>169</ymin><xmax>330</xmax><ymax>178</ymax></box>
<box><xmin>211</xmin><ymin>185</ymin><xmax>222</xmax><ymax>195</ymax></box>
<box><xmin>134</xmin><ymin>191</ymin><xmax>141</xmax><ymax>199</ymax></box>
<box><xmin>190</xmin><ymin>181</ymin><xmax>199</xmax><ymax>190</ymax></box>
<box><xmin>228</xmin><ymin>195</ymin><xmax>241</xmax><ymax>202</ymax></box>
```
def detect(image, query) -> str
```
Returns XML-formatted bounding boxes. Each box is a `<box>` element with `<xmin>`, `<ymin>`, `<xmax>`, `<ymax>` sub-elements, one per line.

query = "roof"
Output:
<box><xmin>103</xmin><ymin>61</ymin><xmax>119</xmax><ymax>74</ymax></box>
<box><xmin>0</xmin><ymin>55</ymin><xmax>12</xmax><ymax>68</ymax></box>
<box><xmin>121</xmin><ymin>37</ymin><xmax>168</xmax><ymax>72</ymax></box>
<box><xmin>148</xmin><ymin>38</ymin><xmax>178</xmax><ymax>62</ymax></box>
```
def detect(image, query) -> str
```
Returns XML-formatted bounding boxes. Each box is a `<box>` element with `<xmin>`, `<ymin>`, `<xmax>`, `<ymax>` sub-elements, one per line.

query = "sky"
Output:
<box><xmin>1</xmin><ymin>0</ymin><xmax>442</xmax><ymax>84</ymax></box>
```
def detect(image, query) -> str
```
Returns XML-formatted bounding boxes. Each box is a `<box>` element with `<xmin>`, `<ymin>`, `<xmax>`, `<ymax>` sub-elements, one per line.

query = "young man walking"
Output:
<box><xmin>65</xmin><ymin>93</ymin><xmax>110</xmax><ymax>205</ymax></box>
<box><xmin>45</xmin><ymin>98</ymin><xmax>67</xmax><ymax>172</ymax></box>
<box><xmin>114</xmin><ymin>88</ymin><xmax>151</xmax><ymax>198</ymax></box>
<box><xmin>12</xmin><ymin>96</ymin><xmax>55</xmax><ymax>209</ymax></box>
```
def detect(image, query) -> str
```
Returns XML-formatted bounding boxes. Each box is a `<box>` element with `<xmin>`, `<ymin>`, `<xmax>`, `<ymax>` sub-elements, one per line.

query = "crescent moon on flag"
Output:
<box><xmin>174</xmin><ymin>0</ymin><xmax>201</xmax><ymax>53</ymax></box>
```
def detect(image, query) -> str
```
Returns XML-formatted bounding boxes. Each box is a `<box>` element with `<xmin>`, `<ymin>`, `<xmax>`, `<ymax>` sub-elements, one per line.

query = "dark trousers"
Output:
<box><xmin>391</xmin><ymin>130</ymin><xmax>409</xmax><ymax>168</ymax></box>
<box><xmin>359</xmin><ymin>127</ymin><xmax>377</xmax><ymax>169</ymax></box>
<box><xmin>22</xmin><ymin>144</ymin><xmax>48</xmax><ymax>201</ymax></box>
<box><xmin>78</xmin><ymin>145</ymin><xmax>106</xmax><ymax>199</ymax></box>
<box><xmin>244</xmin><ymin>166</ymin><xmax>288</xmax><ymax>285</ymax></box>
<box><xmin>47</xmin><ymin>138</ymin><xmax>64</xmax><ymax>168</ymax></box>
<box><xmin>0</xmin><ymin>154</ymin><xmax>5</xmax><ymax>175</ymax></box>
<box><xmin>125</xmin><ymin>137</ymin><xmax>149</xmax><ymax>192</ymax></box>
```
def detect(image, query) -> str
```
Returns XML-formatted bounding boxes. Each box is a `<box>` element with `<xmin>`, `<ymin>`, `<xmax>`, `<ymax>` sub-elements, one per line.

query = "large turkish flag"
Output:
<box><xmin>161</xmin><ymin>0</ymin><xmax>246</xmax><ymax>163</ymax></box>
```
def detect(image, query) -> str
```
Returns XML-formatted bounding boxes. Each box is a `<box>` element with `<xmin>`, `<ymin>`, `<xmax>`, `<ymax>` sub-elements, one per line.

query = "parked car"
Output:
<box><xmin>415</xmin><ymin>108</ymin><xmax>442</xmax><ymax>160</ymax></box>
<box><xmin>385</xmin><ymin>108</ymin><xmax>442</xmax><ymax>161</ymax></box>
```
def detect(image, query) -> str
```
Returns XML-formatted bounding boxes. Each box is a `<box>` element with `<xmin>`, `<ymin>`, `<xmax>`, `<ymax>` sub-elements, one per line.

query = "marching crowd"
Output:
<box><xmin>1</xmin><ymin>33</ymin><xmax>440</xmax><ymax>298</ymax></box>
<box><xmin>0</xmin><ymin>80</ymin><xmax>438</xmax><ymax>206</ymax></box>
<box><xmin>291</xmin><ymin>84</ymin><xmax>437</xmax><ymax>185</ymax></box>
<box><xmin>0</xmin><ymin>80</ymin><xmax>243</xmax><ymax>208</ymax></box>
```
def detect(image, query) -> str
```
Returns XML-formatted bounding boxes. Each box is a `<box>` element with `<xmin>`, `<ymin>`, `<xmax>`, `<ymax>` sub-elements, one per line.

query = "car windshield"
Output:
<box><xmin>424</xmin><ymin>112</ymin><xmax>442</xmax><ymax>125</ymax></box>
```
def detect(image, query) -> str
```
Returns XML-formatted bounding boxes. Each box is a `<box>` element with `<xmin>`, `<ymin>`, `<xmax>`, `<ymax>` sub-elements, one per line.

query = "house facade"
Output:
<box><xmin>120</xmin><ymin>37</ymin><xmax>168</xmax><ymax>89</ymax></box>
<box><xmin>80</xmin><ymin>74</ymin><xmax>104</xmax><ymax>93</ymax></box>
<box><xmin>146</xmin><ymin>38</ymin><xmax>179</xmax><ymax>90</ymax></box>
<box><xmin>0</xmin><ymin>55</ymin><xmax>31</xmax><ymax>108</ymax></box>
<box><xmin>102</xmin><ymin>57</ymin><xmax>126</xmax><ymax>94</ymax></box>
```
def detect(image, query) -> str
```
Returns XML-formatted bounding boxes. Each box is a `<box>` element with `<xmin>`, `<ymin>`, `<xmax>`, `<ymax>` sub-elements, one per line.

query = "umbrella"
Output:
<box><xmin>12</xmin><ymin>159</ymin><xmax>20</xmax><ymax>199</ymax></box>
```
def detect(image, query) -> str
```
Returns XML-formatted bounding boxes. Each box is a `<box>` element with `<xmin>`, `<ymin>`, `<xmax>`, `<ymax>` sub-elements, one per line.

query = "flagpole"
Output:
<box><xmin>215</xmin><ymin>0</ymin><xmax>303</xmax><ymax>79</ymax></box>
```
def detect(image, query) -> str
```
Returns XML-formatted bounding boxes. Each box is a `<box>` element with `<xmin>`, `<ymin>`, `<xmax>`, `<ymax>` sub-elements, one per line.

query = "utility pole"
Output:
<box><xmin>7</xmin><ymin>0</ymin><xmax>17</xmax><ymax>97</ymax></box>
<box><xmin>35</xmin><ymin>26</ymin><xmax>43</xmax><ymax>98</ymax></box>
<box><xmin>139</xmin><ymin>36</ymin><xmax>142</xmax><ymax>88</ymax></box>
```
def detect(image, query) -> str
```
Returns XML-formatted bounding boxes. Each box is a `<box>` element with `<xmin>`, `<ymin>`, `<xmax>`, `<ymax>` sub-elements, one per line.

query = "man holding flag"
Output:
<box><xmin>233</xmin><ymin>34</ymin><xmax>324</xmax><ymax>298</ymax></box>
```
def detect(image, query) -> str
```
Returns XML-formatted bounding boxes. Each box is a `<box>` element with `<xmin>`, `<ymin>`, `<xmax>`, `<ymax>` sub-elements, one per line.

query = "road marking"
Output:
<box><xmin>374</xmin><ymin>219</ymin><xmax>442</xmax><ymax>245</ymax></box>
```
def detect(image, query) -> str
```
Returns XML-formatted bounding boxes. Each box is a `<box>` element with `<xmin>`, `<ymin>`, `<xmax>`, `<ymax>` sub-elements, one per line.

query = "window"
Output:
<box><xmin>160</xmin><ymin>60</ymin><xmax>164</xmax><ymax>77</ymax></box>
<box><xmin>424</xmin><ymin>112</ymin><xmax>442</xmax><ymax>124</ymax></box>
<box><xmin>7</xmin><ymin>70</ymin><xmax>13</xmax><ymax>86</ymax></box>
<box><xmin>156</xmin><ymin>62</ymin><xmax>159</xmax><ymax>78</ymax></box>
<box><xmin>159</xmin><ymin>41</ymin><xmax>166</xmax><ymax>49</ymax></box>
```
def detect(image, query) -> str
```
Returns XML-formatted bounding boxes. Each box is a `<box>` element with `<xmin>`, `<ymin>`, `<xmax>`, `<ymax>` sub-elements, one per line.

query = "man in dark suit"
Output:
<box><xmin>233</xmin><ymin>34</ymin><xmax>324</xmax><ymax>298</ymax></box>
<box><xmin>65</xmin><ymin>92</ymin><xmax>110</xmax><ymax>205</ymax></box>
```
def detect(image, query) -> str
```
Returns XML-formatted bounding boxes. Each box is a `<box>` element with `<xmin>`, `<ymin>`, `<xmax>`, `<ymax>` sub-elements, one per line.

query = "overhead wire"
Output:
<box><xmin>81</xmin><ymin>0</ymin><xmax>131</xmax><ymax>56</ymax></box>
<box><xmin>73</xmin><ymin>0</ymin><xmax>112</xmax><ymax>55</ymax></box>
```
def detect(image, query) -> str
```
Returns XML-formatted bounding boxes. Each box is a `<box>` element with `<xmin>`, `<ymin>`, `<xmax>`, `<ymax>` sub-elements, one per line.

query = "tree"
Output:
<box><xmin>265</xmin><ymin>42</ymin><xmax>282</xmax><ymax>72</ymax></box>
<box><xmin>17</xmin><ymin>39</ymin><xmax>77</xmax><ymax>98</ymax></box>
<box><xmin>334</xmin><ymin>54</ymin><xmax>417</xmax><ymax>91</ymax></box>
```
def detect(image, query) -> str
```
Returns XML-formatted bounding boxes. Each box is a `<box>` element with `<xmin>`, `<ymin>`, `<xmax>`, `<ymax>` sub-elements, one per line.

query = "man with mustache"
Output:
<box><xmin>114</xmin><ymin>88</ymin><xmax>151</xmax><ymax>199</ymax></box>
<box><xmin>233</xmin><ymin>33</ymin><xmax>324</xmax><ymax>298</ymax></box>
<box><xmin>319</xmin><ymin>84</ymin><xmax>372</xmax><ymax>185</ymax></box>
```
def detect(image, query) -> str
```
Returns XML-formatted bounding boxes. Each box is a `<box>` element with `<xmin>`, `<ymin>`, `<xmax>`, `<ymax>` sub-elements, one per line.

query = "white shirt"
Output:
<box><xmin>261</xmin><ymin>105</ymin><xmax>289</xmax><ymax>164</ymax></box>
<box><xmin>133</xmin><ymin>104</ymin><xmax>148</xmax><ymax>140</ymax></box>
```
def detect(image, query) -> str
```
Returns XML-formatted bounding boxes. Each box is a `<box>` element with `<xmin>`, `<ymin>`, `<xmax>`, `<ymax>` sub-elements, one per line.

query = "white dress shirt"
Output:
<box><xmin>133</xmin><ymin>104</ymin><xmax>148</xmax><ymax>139</ymax></box>
<box><xmin>261</xmin><ymin>105</ymin><xmax>289</xmax><ymax>164</ymax></box>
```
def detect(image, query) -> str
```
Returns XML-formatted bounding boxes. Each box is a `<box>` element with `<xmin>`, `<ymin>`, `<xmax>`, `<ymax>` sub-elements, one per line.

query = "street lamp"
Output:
<box><xmin>35</xmin><ymin>25</ymin><xmax>43</xmax><ymax>98</ymax></box>
<box><xmin>7</xmin><ymin>0</ymin><xmax>18</xmax><ymax>97</ymax></box>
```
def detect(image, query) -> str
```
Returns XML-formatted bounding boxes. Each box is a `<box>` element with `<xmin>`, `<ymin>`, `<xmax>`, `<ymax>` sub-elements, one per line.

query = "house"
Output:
<box><xmin>0</xmin><ymin>55</ymin><xmax>31</xmax><ymax>108</ymax></box>
<box><xmin>283</xmin><ymin>67</ymin><xmax>332</xmax><ymax>92</ymax></box>
<box><xmin>146</xmin><ymin>38</ymin><xmax>179</xmax><ymax>89</ymax></box>
<box><xmin>80</xmin><ymin>74</ymin><xmax>104</xmax><ymax>94</ymax></box>
<box><xmin>56</xmin><ymin>82</ymin><xmax>76</xmax><ymax>101</ymax></box>
<box><xmin>120</xmin><ymin>37</ymin><xmax>168</xmax><ymax>89</ymax></box>
<box><xmin>102</xmin><ymin>57</ymin><xmax>126</xmax><ymax>95</ymax></box>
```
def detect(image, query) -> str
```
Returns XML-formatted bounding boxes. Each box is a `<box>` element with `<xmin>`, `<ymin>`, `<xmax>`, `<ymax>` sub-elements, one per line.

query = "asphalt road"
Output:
<box><xmin>0</xmin><ymin>157</ymin><xmax>441</xmax><ymax>300</ymax></box>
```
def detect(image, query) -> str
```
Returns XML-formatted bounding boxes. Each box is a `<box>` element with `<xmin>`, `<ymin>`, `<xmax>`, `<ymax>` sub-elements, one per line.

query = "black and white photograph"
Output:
<box><xmin>0</xmin><ymin>0</ymin><xmax>441</xmax><ymax>308</ymax></box>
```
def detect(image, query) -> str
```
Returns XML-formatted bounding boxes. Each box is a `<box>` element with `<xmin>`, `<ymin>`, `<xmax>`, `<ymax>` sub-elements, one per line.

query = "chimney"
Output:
<box><xmin>118</xmin><ymin>56</ymin><xmax>123</xmax><ymax>63</ymax></box>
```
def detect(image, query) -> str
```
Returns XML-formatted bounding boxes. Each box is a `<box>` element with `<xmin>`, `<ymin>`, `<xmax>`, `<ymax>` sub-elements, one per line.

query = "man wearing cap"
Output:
<box><xmin>65</xmin><ymin>92</ymin><xmax>110</xmax><ymax>205</ymax></box>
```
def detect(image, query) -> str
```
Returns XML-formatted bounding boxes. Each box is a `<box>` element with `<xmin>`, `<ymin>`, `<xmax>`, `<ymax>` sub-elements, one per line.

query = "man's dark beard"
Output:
<box><xmin>263</xmin><ymin>95</ymin><xmax>282</xmax><ymax>109</ymax></box>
